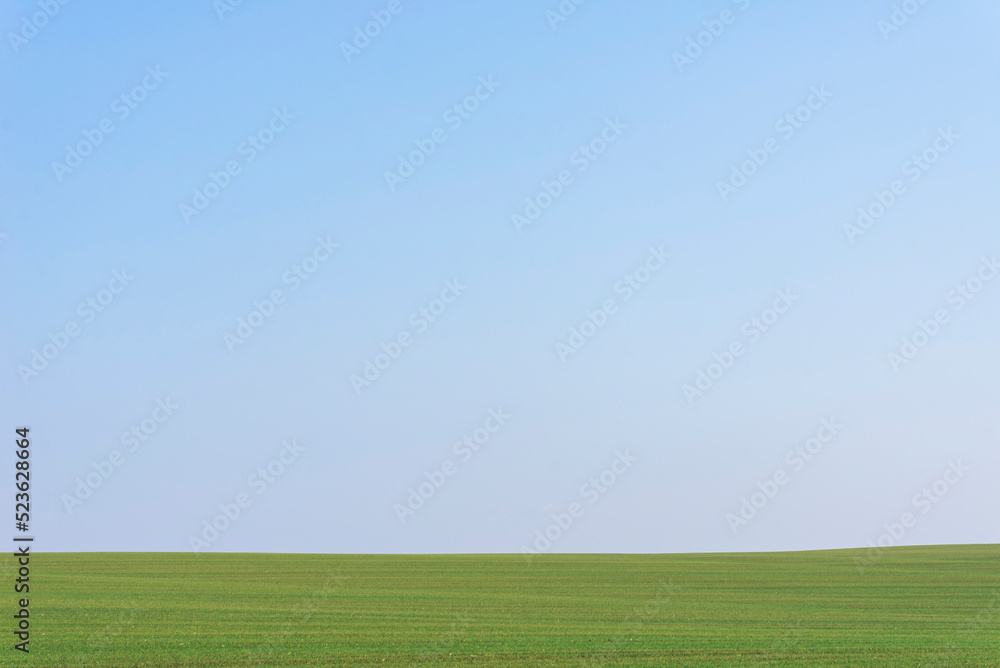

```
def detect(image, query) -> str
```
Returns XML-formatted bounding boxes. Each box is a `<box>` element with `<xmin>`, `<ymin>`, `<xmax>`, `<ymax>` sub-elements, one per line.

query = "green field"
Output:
<box><xmin>9</xmin><ymin>544</ymin><xmax>999</xmax><ymax>666</ymax></box>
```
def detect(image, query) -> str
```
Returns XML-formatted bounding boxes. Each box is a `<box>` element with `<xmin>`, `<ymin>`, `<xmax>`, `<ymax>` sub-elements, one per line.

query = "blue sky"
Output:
<box><xmin>1</xmin><ymin>0</ymin><xmax>998</xmax><ymax>554</ymax></box>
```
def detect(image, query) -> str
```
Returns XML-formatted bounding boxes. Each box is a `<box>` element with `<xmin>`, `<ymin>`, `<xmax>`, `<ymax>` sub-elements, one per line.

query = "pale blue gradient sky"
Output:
<box><xmin>1</xmin><ymin>0</ymin><xmax>998</xmax><ymax>553</ymax></box>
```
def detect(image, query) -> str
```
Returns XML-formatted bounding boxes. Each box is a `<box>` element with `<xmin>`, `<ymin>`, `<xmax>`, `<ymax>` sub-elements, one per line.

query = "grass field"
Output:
<box><xmin>9</xmin><ymin>544</ymin><xmax>998</xmax><ymax>666</ymax></box>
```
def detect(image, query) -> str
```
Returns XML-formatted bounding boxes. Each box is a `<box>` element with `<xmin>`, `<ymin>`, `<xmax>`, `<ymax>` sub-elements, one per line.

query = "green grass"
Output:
<box><xmin>8</xmin><ymin>544</ymin><xmax>999</xmax><ymax>666</ymax></box>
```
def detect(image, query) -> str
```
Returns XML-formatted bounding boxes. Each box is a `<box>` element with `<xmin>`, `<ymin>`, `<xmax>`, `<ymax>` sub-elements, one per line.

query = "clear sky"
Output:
<box><xmin>2</xmin><ymin>0</ymin><xmax>998</xmax><ymax>554</ymax></box>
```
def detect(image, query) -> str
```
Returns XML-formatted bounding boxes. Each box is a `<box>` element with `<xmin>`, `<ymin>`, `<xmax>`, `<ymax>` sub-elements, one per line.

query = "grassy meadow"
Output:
<box><xmin>8</xmin><ymin>544</ymin><xmax>998</xmax><ymax>666</ymax></box>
